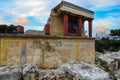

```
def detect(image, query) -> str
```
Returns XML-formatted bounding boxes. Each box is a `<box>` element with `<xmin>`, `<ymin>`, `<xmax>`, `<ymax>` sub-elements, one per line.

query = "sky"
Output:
<box><xmin>0</xmin><ymin>0</ymin><xmax>120</xmax><ymax>37</ymax></box>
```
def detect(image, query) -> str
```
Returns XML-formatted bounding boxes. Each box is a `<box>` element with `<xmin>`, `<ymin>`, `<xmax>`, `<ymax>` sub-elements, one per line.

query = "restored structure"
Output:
<box><xmin>0</xmin><ymin>34</ymin><xmax>95</xmax><ymax>68</ymax></box>
<box><xmin>0</xmin><ymin>1</ymin><xmax>95</xmax><ymax>68</ymax></box>
<box><xmin>44</xmin><ymin>1</ymin><xmax>94</xmax><ymax>37</ymax></box>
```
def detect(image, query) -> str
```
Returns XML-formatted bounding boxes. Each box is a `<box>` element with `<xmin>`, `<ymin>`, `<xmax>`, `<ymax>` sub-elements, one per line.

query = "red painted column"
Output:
<box><xmin>78</xmin><ymin>18</ymin><xmax>82</xmax><ymax>36</ymax></box>
<box><xmin>44</xmin><ymin>24</ymin><xmax>50</xmax><ymax>35</ymax></box>
<box><xmin>64</xmin><ymin>14</ymin><xmax>68</xmax><ymax>35</ymax></box>
<box><xmin>88</xmin><ymin>19</ymin><xmax>92</xmax><ymax>37</ymax></box>
<box><xmin>17</xmin><ymin>25</ymin><xmax>24</xmax><ymax>33</ymax></box>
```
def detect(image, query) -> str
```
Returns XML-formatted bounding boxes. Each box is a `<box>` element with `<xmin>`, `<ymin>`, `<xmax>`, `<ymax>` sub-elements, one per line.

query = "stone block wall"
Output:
<box><xmin>0</xmin><ymin>36</ymin><xmax>95</xmax><ymax>68</ymax></box>
<box><xmin>49</xmin><ymin>10</ymin><xmax>64</xmax><ymax>36</ymax></box>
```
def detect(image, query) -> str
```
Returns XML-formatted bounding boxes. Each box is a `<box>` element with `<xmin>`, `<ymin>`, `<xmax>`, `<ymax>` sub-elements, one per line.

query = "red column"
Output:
<box><xmin>64</xmin><ymin>14</ymin><xmax>68</xmax><ymax>35</ymax></box>
<box><xmin>17</xmin><ymin>25</ymin><xmax>24</xmax><ymax>33</ymax></box>
<box><xmin>88</xmin><ymin>20</ymin><xmax>92</xmax><ymax>37</ymax></box>
<box><xmin>44</xmin><ymin>24</ymin><xmax>50</xmax><ymax>35</ymax></box>
<box><xmin>78</xmin><ymin>18</ymin><xmax>82</xmax><ymax>36</ymax></box>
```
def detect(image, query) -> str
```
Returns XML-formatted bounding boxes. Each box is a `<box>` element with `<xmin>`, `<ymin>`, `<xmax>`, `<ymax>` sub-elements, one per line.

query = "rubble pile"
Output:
<box><xmin>112</xmin><ymin>69</ymin><xmax>120</xmax><ymax>79</ymax></box>
<box><xmin>0</xmin><ymin>65</ymin><xmax>22</xmax><ymax>80</ymax></box>
<box><xmin>23</xmin><ymin>64</ymin><xmax>39</xmax><ymax>80</ymax></box>
<box><xmin>0</xmin><ymin>61</ymin><xmax>111</xmax><ymax>80</ymax></box>
<box><xmin>96</xmin><ymin>51</ymin><xmax>120</xmax><ymax>79</ymax></box>
<box><xmin>61</xmin><ymin>61</ymin><xmax>111</xmax><ymax>80</ymax></box>
<box><xmin>97</xmin><ymin>51</ymin><xmax>120</xmax><ymax>65</ymax></box>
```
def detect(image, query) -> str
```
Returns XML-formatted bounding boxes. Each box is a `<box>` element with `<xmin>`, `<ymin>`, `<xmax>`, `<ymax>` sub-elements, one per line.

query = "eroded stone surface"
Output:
<box><xmin>0</xmin><ymin>61</ymin><xmax>111</xmax><ymax>80</ymax></box>
<box><xmin>96</xmin><ymin>51</ymin><xmax>120</xmax><ymax>79</ymax></box>
<box><xmin>61</xmin><ymin>61</ymin><xmax>111</xmax><ymax>80</ymax></box>
<box><xmin>0</xmin><ymin>65</ymin><xmax>22</xmax><ymax>80</ymax></box>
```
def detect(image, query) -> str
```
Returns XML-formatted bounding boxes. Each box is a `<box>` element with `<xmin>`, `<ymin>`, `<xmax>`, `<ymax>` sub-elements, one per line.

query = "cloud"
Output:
<box><xmin>14</xmin><ymin>0</ymin><xmax>50</xmax><ymax>17</ymax></box>
<box><xmin>0</xmin><ymin>15</ymin><xmax>2</xmax><ymax>19</ymax></box>
<box><xmin>14</xmin><ymin>16</ymin><xmax>29</xmax><ymax>25</ymax></box>
<box><xmin>0</xmin><ymin>15</ymin><xmax>9</xmax><ymax>25</ymax></box>
<box><xmin>0</xmin><ymin>20</ymin><xmax>5</xmax><ymax>25</ymax></box>
<box><xmin>0</xmin><ymin>15</ymin><xmax>11</xmax><ymax>25</ymax></box>
<box><xmin>107</xmin><ymin>12</ymin><xmax>120</xmax><ymax>18</ymax></box>
<box><xmin>96</xmin><ymin>26</ymin><xmax>106</xmax><ymax>33</ymax></box>
<box><xmin>0</xmin><ymin>0</ymin><xmax>55</xmax><ymax>25</ymax></box>
<box><xmin>0</xmin><ymin>20</ymin><xmax>10</xmax><ymax>25</ymax></box>
<box><xmin>94</xmin><ymin>20</ymin><xmax>114</xmax><ymax>34</ymax></box>
<box><xmin>66</xmin><ymin>0</ymin><xmax>120</xmax><ymax>11</ymax></box>
<box><xmin>90</xmin><ymin>0</ymin><xmax>120</xmax><ymax>9</ymax></box>
<box><xmin>11</xmin><ymin>0</ymin><xmax>59</xmax><ymax>24</ymax></box>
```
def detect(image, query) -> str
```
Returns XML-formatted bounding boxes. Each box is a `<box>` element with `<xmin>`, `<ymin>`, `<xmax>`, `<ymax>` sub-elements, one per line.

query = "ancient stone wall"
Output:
<box><xmin>79</xmin><ymin>41</ymin><xmax>95</xmax><ymax>63</ymax></box>
<box><xmin>0</xmin><ymin>37</ymin><xmax>95</xmax><ymax>68</ymax></box>
<box><xmin>49</xmin><ymin>10</ymin><xmax>64</xmax><ymax>36</ymax></box>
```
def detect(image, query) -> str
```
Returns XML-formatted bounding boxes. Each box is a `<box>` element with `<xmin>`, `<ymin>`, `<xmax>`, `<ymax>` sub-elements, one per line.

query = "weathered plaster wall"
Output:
<box><xmin>79</xmin><ymin>41</ymin><xmax>95</xmax><ymax>63</ymax></box>
<box><xmin>0</xmin><ymin>37</ymin><xmax>95</xmax><ymax>68</ymax></box>
<box><xmin>49</xmin><ymin>10</ymin><xmax>64</xmax><ymax>36</ymax></box>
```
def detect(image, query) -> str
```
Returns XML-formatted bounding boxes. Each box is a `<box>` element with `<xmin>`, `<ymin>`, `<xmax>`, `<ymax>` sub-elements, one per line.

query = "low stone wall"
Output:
<box><xmin>0</xmin><ymin>34</ymin><xmax>95</xmax><ymax>68</ymax></box>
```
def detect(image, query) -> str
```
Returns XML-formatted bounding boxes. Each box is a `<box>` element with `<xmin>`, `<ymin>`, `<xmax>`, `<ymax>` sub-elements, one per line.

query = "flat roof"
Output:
<box><xmin>53</xmin><ymin>1</ymin><xmax>94</xmax><ymax>19</ymax></box>
<box><xmin>54</xmin><ymin>1</ymin><xmax>94</xmax><ymax>14</ymax></box>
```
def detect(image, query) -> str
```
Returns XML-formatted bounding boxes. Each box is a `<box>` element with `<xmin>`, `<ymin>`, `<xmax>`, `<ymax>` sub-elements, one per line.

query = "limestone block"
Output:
<box><xmin>50</xmin><ymin>14</ymin><xmax>64</xmax><ymax>36</ymax></box>
<box><xmin>0</xmin><ymin>65</ymin><xmax>22</xmax><ymax>80</ymax></box>
<box><xmin>23</xmin><ymin>64</ymin><xmax>39</xmax><ymax>80</ymax></box>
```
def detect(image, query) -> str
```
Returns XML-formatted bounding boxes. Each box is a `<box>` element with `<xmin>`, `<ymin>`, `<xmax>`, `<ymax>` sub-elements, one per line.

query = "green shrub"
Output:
<box><xmin>95</xmin><ymin>39</ymin><xmax>120</xmax><ymax>52</ymax></box>
<box><xmin>0</xmin><ymin>24</ymin><xmax>17</xmax><ymax>33</ymax></box>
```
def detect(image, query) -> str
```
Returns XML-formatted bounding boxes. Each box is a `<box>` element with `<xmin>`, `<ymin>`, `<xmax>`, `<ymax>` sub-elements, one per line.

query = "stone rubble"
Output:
<box><xmin>23</xmin><ymin>63</ymin><xmax>39</xmax><ymax>80</ymax></box>
<box><xmin>61</xmin><ymin>61</ymin><xmax>111</xmax><ymax>80</ymax></box>
<box><xmin>0</xmin><ymin>65</ymin><xmax>22</xmax><ymax>80</ymax></box>
<box><xmin>97</xmin><ymin>51</ymin><xmax>120</xmax><ymax>65</ymax></box>
<box><xmin>112</xmin><ymin>69</ymin><xmax>120</xmax><ymax>78</ymax></box>
<box><xmin>96</xmin><ymin>51</ymin><xmax>120</xmax><ymax>79</ymax></box>
<box><xmin>0</xmin><ymin>61</ymin><xmax>111</xmax><ymax>80</ymax></box>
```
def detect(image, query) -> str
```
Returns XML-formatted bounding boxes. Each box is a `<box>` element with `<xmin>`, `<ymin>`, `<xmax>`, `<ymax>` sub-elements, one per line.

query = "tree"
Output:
<box><xmin>6</xmin><ymin>25</ymin><xmax>17</xmax><ymax>33</ymax></box>
<box><xmin>0</xmin><ymin>24</ymin><xmax>17</xmax><ymax>33</ymax></box>
<box><xmin>110</xmin><ymin>29</ymin><xmax>120</xmax><ymax>36</ymax></box>
<box><xmin>0</xmin><ymin>25</ymin><xmax>7</xmax><ymax>33</ymax></box>
<box><xmin>95</xmin><ymin>29</ymin><xmax>120</xmax><ymax>52</ymax></box>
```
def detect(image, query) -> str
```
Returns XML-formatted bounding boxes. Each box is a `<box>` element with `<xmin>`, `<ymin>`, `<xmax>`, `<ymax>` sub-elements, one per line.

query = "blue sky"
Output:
<box><xmin>0</xmin><ymin>0</ymin><xmax>120</xmax><ymax>37</ymax></box>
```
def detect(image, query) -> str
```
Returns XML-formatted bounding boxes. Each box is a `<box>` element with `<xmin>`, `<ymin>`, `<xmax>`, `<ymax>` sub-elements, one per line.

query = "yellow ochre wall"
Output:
<box><xmin>0</xmin><ymin>37</ymin><xmax>95</xmax><ymax>68</ymax></box>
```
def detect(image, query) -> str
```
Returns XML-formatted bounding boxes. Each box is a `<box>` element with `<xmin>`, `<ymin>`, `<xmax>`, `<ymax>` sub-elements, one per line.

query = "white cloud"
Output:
<box><xmin>93</xmin><ymin>19</ymin><xmax>115</xmax><ymax>37</ymax></box>
<box><xmin>94</xmin><ymin>19</ymin><xmax>113</xmax><ymax>30</ymax></box>
<box><xmin>94</xmin><ymin>20</ymin><xmax>114</xmax><ymax>28</ymax></box>
<box><xmin>14</xmin><ymin>0</ymin><xmax>50</xmax><ymax>17</ymax></box>
<box><xmin>0</xmin><ymin>0</ymin><xmax>58</xmax><ymax>25</ymax></box>
<box><xmin>14</xmin><ymin>16</ymin><xmax>29</xmax><ymax>25</ymax></box>
<box><xmin>0</xmin><ymin>20</ymin><xmax>5</xmax><ymax>25</ymax></box>
<box><xmin>0</xmin><ymin>20</ymin><xmax>10</xmax><ymax>25</ymax></box>
<box><xmin>89</xmin><ymin>0</ymin><xmax>120</xmax><ymax>9</ymax></box>
<box><xmin>11</xmin><ymin>0</ymin><xmax>62</xmax><ymax>24</ymax></box>
<box><xmin>107</xmin><ymin>12</ymin><xmax>120</xmax><ymax>19</ymax></box>
<box><xmin>65</xmin><ymin>0</ymin><xmax>120</xmax><ymax>11</ymax></box>
<box><xmin>0</xmin><ymin>14</ymin><xmax>9</xmax><ymax>25</ymax></box>
<box><xmin>0</xmin><ymin>15</ymin><xmax>2</xmax><ymax>19</ymax></box>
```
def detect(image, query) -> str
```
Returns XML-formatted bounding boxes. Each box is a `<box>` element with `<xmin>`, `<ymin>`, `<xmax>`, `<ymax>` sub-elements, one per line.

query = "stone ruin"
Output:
<box><xmin>0</xmin><ymin>61</ymin><xmax>111</xmax><ymax>80</ymax></box>
<box><xmin>96</xmin><ymin>51</ymin><xmax>120</xmax><ymax>80</ymax></box>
